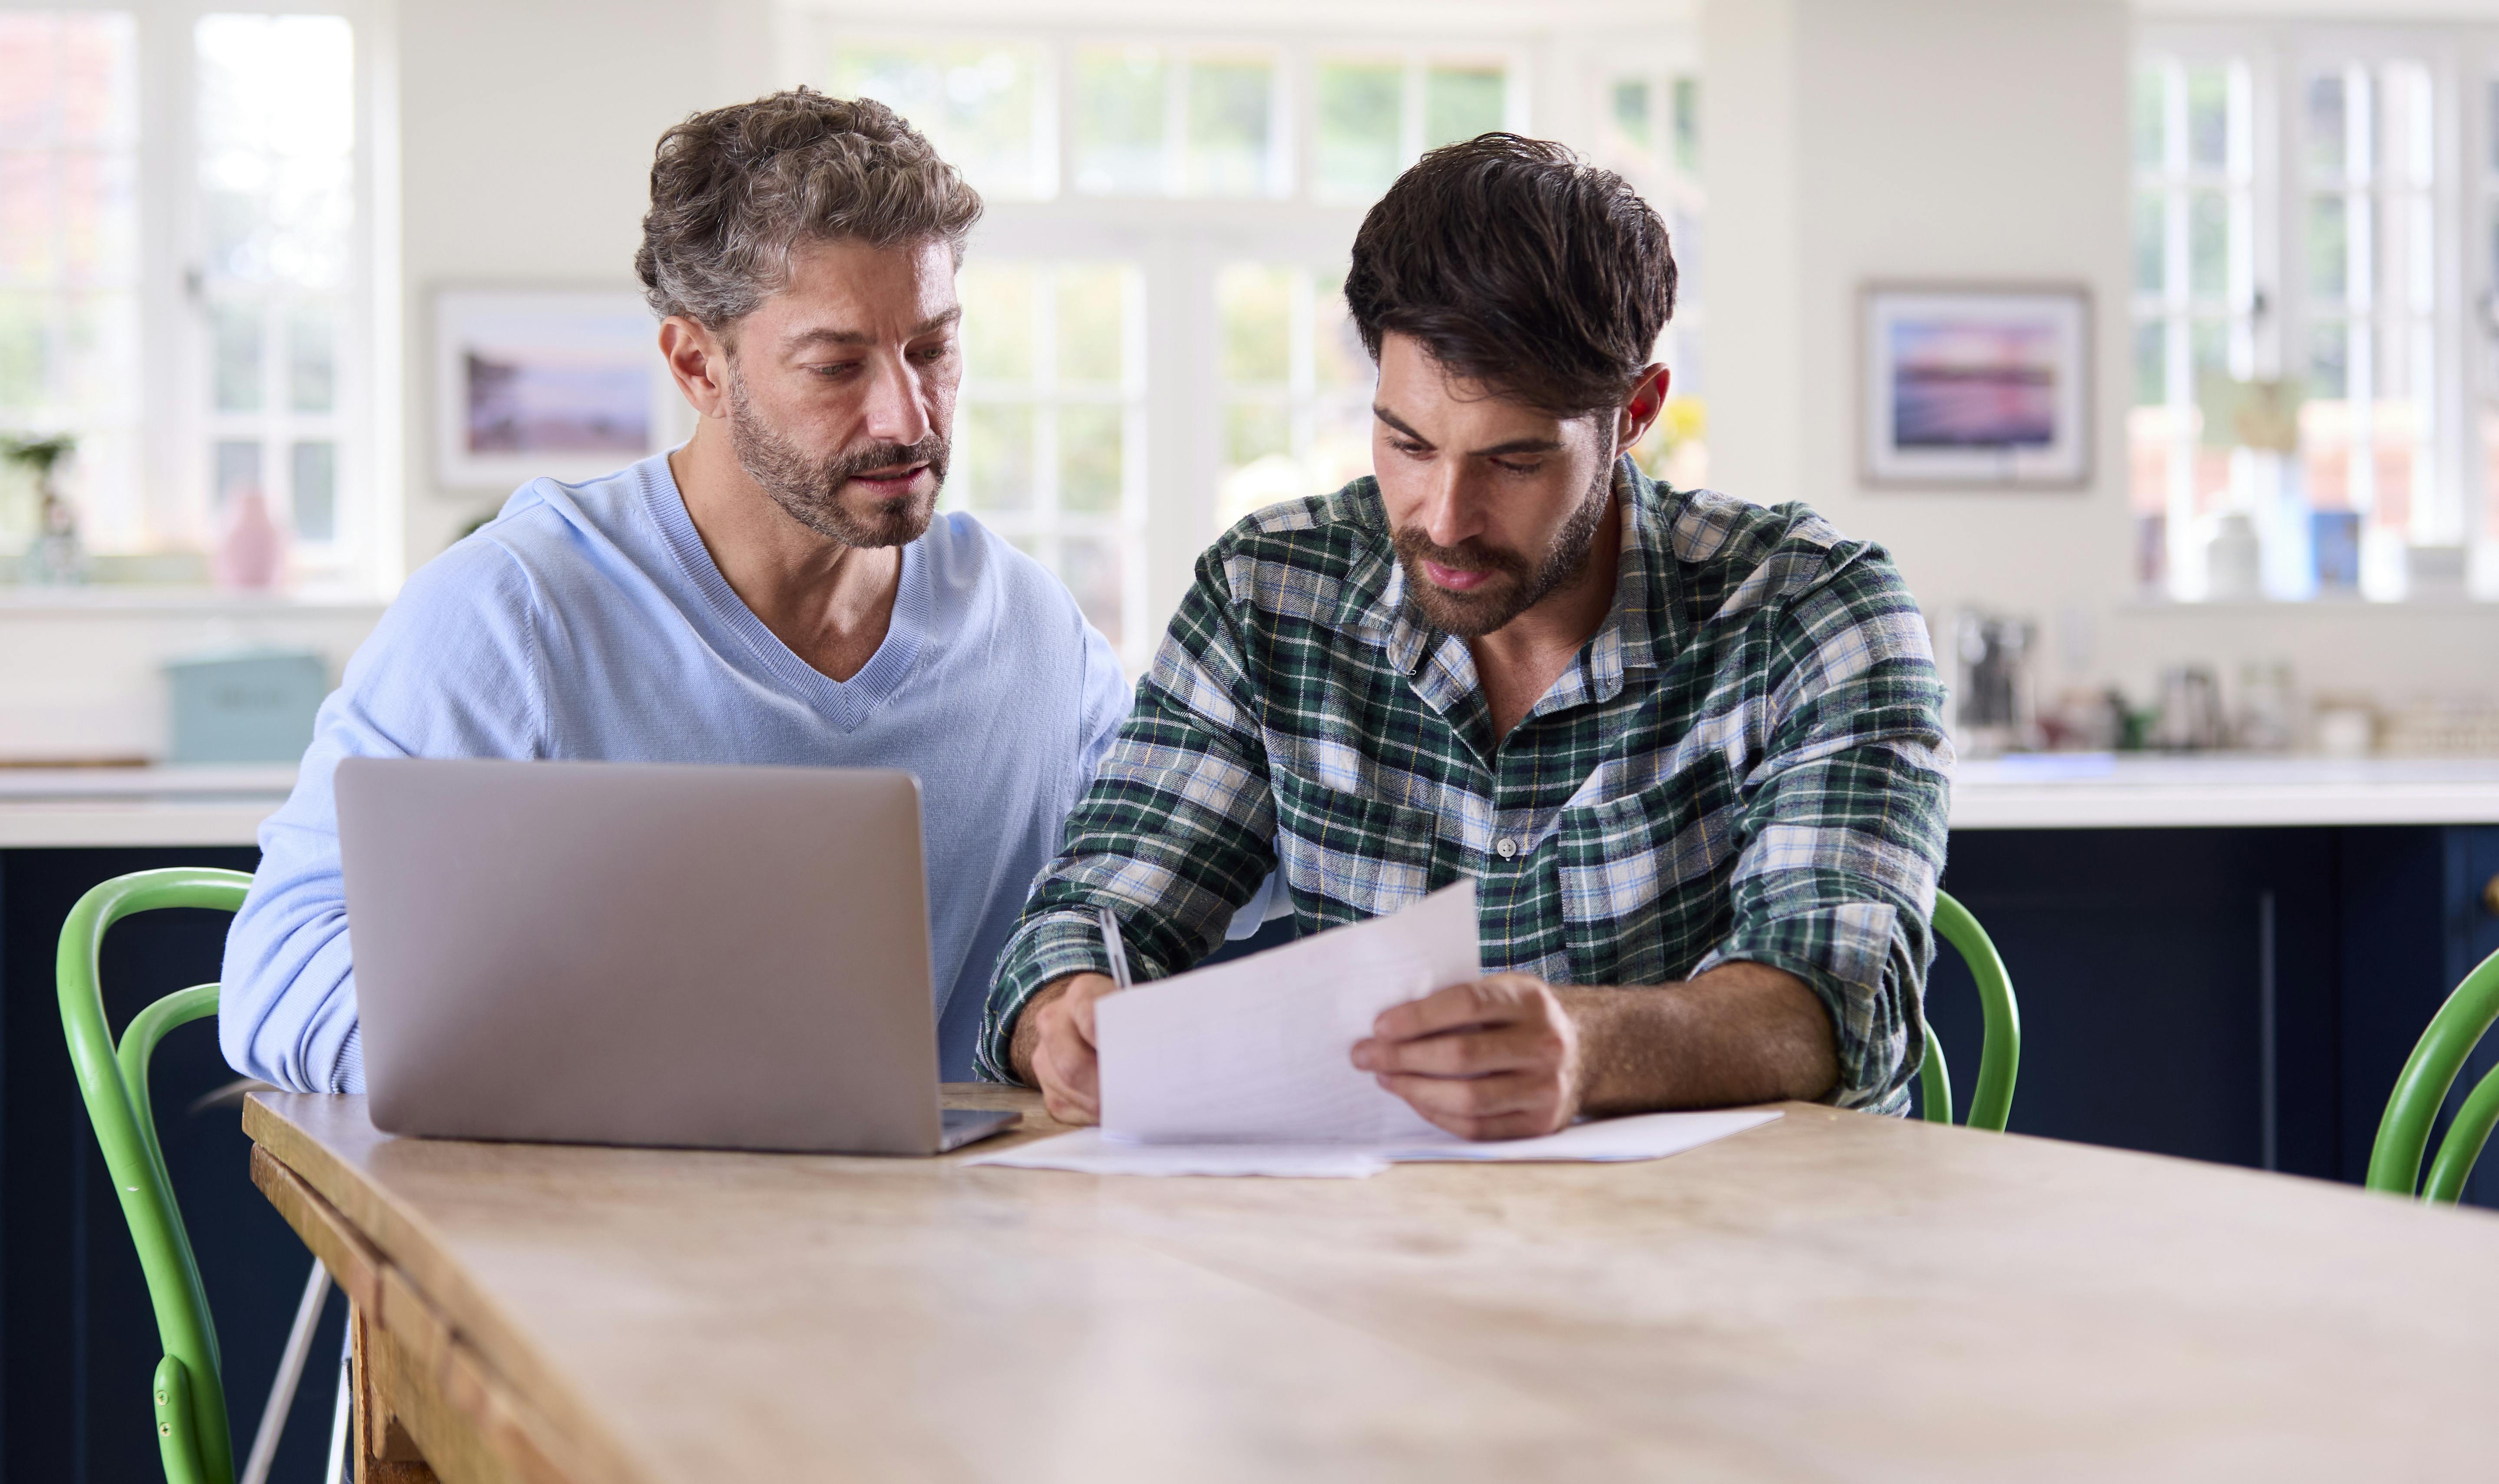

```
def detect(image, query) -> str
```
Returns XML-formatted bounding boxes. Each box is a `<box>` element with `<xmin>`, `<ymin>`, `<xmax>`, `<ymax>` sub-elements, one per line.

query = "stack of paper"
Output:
<box><xmin>965</xmin><ymin>883</ymin><xmax>1782</xmax><ymax>1178</ymax></box>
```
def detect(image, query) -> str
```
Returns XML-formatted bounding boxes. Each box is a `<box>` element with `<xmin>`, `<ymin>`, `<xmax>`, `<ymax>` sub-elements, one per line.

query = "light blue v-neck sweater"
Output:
<box><xmin>219</xmin><ymin>453</ymin><xmax>1129</xmax><ymax>1089</ymax></box>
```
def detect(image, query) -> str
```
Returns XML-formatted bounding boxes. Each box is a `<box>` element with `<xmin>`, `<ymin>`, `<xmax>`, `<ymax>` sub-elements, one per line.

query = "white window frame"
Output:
<box><xmin>0</xmin><ymin>0</ymin><xmax>395</xmax><ymax>593</ymax></box>
<box><xmin>783</xmin><ymin>6</ymin><xmax>1692</xmax><ymax>666</ymax></box>
<box><xmin>2138</xmin><ymin>20</ymin><xmax>2486</xmax><ymax>602</ymax></box>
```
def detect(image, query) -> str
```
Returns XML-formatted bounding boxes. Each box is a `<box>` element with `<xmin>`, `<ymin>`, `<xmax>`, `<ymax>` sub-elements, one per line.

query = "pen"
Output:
<box><xmin>1096</xmin><ymin>904</ymin><xmax>1133</xmax><ymax>991</ymax></box>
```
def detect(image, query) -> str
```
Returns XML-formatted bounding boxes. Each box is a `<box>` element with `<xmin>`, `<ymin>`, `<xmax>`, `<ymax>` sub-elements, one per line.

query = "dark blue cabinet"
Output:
<box><xmin>1932</xmin><ymin>825</ymin><xmax>2499</xmax><ymax>1209</ymax></box>
<box><xmin>0</xmin><ymin>847</ymin><xmax>345</xmax><ymax>1484</ymax></box>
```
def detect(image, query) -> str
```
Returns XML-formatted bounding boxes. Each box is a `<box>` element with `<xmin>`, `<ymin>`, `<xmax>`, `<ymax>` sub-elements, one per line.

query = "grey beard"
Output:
<box><xmin>724</xmin><ymin>373</ymin><xmax>947</xmax><ymax>549</ymax></box>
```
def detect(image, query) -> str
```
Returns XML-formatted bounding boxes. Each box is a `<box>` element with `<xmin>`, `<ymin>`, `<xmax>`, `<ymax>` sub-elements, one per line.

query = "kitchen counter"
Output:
<box><xmin>0</xmin><ymin>764</ymin><xmax>295</xmax><ymax>848</ymax></box>
<box><xmin>1950</xmin><ymin>754</ymin><xmax>2499</xmax><ymax>830</ymax></box>
<box><xmin>9</xmin><ymin>755</ymin><xmax>2499</xmax><ymax>847</ymax></box>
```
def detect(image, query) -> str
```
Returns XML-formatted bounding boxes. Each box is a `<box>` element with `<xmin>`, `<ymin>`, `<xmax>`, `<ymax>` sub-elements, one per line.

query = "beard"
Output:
<box><xmin>724</xmin><ymin>369</ymin><xmax>947</xmax><ymax>549</ymax></box>
<box><xmin>1391</xmin><ymin>459</ymin><xmax>1616</xmax><ymax>638</ymax></box>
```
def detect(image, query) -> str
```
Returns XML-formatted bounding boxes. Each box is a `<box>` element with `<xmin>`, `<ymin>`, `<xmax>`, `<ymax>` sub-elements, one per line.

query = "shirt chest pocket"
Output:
<box><xmin>1270</xmin><ymin>769</ymin><xmax>1453</xmax><ymax>933</ymax></box>
<box><xmin>1552</xmin><ymin>760</ymin><xmax>1743</xmax><ymax>987</ymax></box>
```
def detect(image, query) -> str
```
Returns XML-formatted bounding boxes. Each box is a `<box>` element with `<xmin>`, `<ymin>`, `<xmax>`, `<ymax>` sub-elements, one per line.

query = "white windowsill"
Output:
<box><xmin>0</xmin><ymin>585</ymin><xmax>391</xmax><ymax>616</ymax></box>
<box><xmin>2115</xmin><ymin>597</ymin><xmax>2499</xmax><ymax>614</ymax></box>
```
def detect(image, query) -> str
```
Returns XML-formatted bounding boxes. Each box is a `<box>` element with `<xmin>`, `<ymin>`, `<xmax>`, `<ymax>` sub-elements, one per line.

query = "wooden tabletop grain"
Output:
<box><xmin>243</xmin><ymin>1086</ymin><xmax>2499</xmax><ymax>1484</ymax></box>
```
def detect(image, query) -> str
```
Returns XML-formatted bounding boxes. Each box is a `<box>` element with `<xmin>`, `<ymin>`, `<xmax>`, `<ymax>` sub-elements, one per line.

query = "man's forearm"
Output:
<box><xmin>1560</xmin><ymin>962</ymin><xmax>1839</xmax><ymax>1115</ymax></box>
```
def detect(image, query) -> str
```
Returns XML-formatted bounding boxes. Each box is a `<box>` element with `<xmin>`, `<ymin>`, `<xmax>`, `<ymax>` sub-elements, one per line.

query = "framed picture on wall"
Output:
<box><xmin>1860</xmin><ymin>282</ymin><xmax>2092</xmax><ymax>489</ymax></box>
<box><xmin>433</xmin><ymin>289</ymin><xmax>679</xmax><ymax>489</ymax></box>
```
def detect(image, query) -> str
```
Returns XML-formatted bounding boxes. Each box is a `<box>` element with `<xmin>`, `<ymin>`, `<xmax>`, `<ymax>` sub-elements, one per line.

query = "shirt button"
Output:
<box><xmin>1496</xmin><ymin>837</ymin><xmax>1518</xmax><ymax>859</ymax></box>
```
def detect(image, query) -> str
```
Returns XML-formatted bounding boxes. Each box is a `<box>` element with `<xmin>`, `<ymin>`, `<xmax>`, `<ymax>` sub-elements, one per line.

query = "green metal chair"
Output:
<box><xmin>57</xmin><ymin>866</ymin><xmax>345</xmax><ymax>1484</ymax></box>
<box><xmin>1917</xmin><ymin>889</ymin><xmax>2022</xmax><ymax>1133</ymax></box>
<box><xmin>2365</xmin><ymin>945</ymin><xmax>2499</xmax><ymax>1204</ymax></box>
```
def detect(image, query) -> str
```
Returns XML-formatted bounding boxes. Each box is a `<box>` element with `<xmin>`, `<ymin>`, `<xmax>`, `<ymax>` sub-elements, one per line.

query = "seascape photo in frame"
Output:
<box><xmin>433</xmin><ymin>289</ymin><xmax>678</xmax><ymax>489</ymax></box>
<box><xmin>1861</xmin><ymin>283</ymin><xmax>2092</xmax><ymax>489</ymax></box>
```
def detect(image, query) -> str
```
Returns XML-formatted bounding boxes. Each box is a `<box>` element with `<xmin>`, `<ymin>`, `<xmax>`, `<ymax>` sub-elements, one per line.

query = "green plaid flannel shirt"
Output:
<box><xmin>979</xmin><ymin>459</ymin><xmax>1952</xmax><ymax>1112</ymax></box>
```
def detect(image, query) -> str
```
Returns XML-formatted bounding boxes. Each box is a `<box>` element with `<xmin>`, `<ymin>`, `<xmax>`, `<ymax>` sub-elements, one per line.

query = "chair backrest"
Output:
<box><xmin>57</xmin><ymin>867</ymin><xmax>253</xmax><ymax>1484</ymax></box>
<box><xmin>2366</xmin><ymin>945</ymin><xmax>2499</xmax><ymax>1205</ymax></box>
<box><xmin>1918</xmin><ymin>890</ymin><xmax>2022</xmax><ymax>1133</ymax></box>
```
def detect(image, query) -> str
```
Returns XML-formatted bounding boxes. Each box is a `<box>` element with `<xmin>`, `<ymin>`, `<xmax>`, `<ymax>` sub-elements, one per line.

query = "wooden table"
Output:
<box><xmin>245</xmin><ymin>1086</ymin><xmax>2499</xmax><ymax>1484</ymax></box>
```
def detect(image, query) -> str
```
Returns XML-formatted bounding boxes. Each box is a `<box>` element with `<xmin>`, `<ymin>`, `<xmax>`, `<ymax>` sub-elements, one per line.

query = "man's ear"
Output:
<box><xmin>659</xmin><ymin>316</ymin><xmax>732</xmax><ymax>421</ymax></box>
<box><xmin>1617</xmin><ymin>363</ymin><xmax>1671</xmax><ymax>454</ymax></box>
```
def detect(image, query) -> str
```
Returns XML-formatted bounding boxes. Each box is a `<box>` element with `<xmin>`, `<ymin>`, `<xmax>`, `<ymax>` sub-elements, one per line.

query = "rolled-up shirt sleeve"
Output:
<box><xmin>1691</xmin><ymin>545</ymin><xmax>1953</xmax><ymax>1113</ymax></box>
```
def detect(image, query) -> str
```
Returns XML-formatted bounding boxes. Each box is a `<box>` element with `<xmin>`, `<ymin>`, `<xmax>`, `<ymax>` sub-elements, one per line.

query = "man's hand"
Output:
<box><xmin>1352</xmin><ymin>962</ymin><xmax>1840</xmax><ymax>1140</ymax></box>
<box><xmin>1009</xmin><ymin>972</ymin><xmax>1120</xmax><ymax>1125</ymax></box>
<box><xmin>1351</xmin><ymin>974</ymin><xmax>1585</xmax><ymax>1140</ymax></box>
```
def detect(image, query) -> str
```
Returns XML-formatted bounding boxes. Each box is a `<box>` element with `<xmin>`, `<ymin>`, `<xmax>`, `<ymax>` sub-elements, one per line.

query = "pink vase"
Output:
<box><xmin>214</xmin><ymin>489</ymin><xmax>286</xmax><ymax>590</ymax></box>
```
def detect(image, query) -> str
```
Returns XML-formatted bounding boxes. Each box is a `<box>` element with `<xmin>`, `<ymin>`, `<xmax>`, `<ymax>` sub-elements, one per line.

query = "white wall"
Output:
<box><xmin>395</xmin><ymin>0</ymin><xmax>774</xmax><ymax>566</ymax></box>
<box><xmin>1703</xmin><ymin>0</ymin><xmax>2499</xmax><ymax>719</ymax></box>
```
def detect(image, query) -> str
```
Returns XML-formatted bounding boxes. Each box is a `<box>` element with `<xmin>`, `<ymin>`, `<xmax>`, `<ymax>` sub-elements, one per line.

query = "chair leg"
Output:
<box><xmin>240</xmin><ymin>1260</ymin><xmax>333</xmax><ymax>1484</ymax></box>
<box><xmin>328</xmin><ymin>1347</ymin><xmax>353</xmax><ymax>1484</ymax></box>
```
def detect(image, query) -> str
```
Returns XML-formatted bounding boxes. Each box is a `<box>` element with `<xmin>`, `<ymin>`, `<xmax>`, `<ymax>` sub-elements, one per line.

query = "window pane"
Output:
<box><xmin>833</xmin><ymin>43</ymin><xmax>1044</xmax><ymax>199</ymax></box>
<box><xmin>288</xmin><ymin>305</ymin><xmax>334</xmax><ymax>412</ymax></box>
<box><xmin>1059</xmin><ymin>534</ymin><xmax>1123</xmax><ymax>650</ymax></box>
<box><xmin>1671</xmin><ymin>76</ymin><xmax>1700</xmax><ymax>174</ymax></box>
<box><xmin>212</xmin><ymin>302</ymin><xmax>261</xmax><ymax>412</ymax></box>
<box><xmin>1309</xmin><ymin>269</ymin><xmax>1365</xmax><ymax>391</ymax></box>
<box><xmin>1058</xmin><ymin>404</ymin><xmax>1122</xmax><ymax>514</ymax></box>
<box><xmin>2188</xmin><ymin>189</ymin><xmax>2228</xmax><ymax>300</ymax></box>
<box><xmin>1073</xmin><ymin>46</ymin><xmax>1165</xmax><ymax>195</ymax></box>
<box><xmin>1217</xmin><ymin>265</ymin><xmax>1292</xmax><ymax>384</ymax></box>
<box><xmin>1223</xmin><ymin>401</ymin><xmax>1288</xmax><ymax>468</ymax></box>
<box><xmin>960</xmin><ymin>403</ymin><xmax>1032</xmax><ymax>511</ymax></box>
<box><xmin>214</xmin><ymin>437</ymin><xmax>261</xmax><ymax>506</ymax></box>
<box><xmin>2381</xmin><ymin>62</ymin><xmax>2433</xmax><ymax>187</ymax></box>
<box><xmin>2134</xmin><ymin>189</ymin><xmax>2166</xmax><ymax>295</ymax></box>
<box><xmin>291</xmin><ymin>438</ymin><xmax>334</xmax><ymax>539</ymax></box>
<box><xmin>2307</xmin><ymin>74</ymin><xmax>2347</xmax><ymax>179</ymax></box>
<box><xmin>1185</xmin><ymin>56</ymin><xmax>1273</xmax><ymax>197</ymax></box>
<box><xmin>2134</xmin><ymin>321</ymin><xmax>2165</xmax><ymax>405</ymax></box>
<box><xmin>1055</xmin><ymin>266</ymin><xmax>1127</xmax><ymax>385</ymax></box>
<box><xmin>198</xmin><ymin>15</ymin><xmax>356</xmax><ymax>291</ymax></box>
<box><xmin>1424</xmin><ymin>66</ymin><xmax>1504</xmax><ymax>150</ymax></box>
<box><xmin>2308</xmin><ymin>194</ymin><xmax>2348</xmax><ymax>302</ymax></box>
<box><xmin>959</xmin><ymin>264</ymin><xmax>1034</xmax><ymax>384</ymax></box>
<box><xmin>0</xmin><ymin>13</ymin><xmax>140</xmax><ymax>548</ymax></box>
<box><xmin>2309</xmin><ymin>321</ymin><xmax>2351</xmax><ymax>399</ymax></box>
<box><xmin>2132</xmin><ymin>63</ymin><xmax>2166</xmax><ymax>169</ymax></box>
<box><xmin>1316</xmin><ymin>61</ymin><xmax>1402</xmax><ymax>201</ymax></box>
<box><xmin>2185</xmin><ymin>64</ymin><xmax>2228</xmax><ymax>172</ymax></box>
<box><xmin>2489</xmin><ymin>79</ymin><xmax>2499</xmax><ymax>175</ymax></box>
<box><xmin>1610</xmin><ymin>80</ymin><xmax>1651</xmax><ymax>155</ymax></box>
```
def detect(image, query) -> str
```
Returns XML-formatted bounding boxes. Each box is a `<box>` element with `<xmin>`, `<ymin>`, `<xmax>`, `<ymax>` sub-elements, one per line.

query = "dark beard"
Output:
<box><xmin>1391</xmin><ymin>460</ymin><xmax>1615</xmax><ymax>638</ymax></box>
<box><xmin>724</xmin><ymin>370</ymin><xmax>947</xmax><ymax>548</ymax></box>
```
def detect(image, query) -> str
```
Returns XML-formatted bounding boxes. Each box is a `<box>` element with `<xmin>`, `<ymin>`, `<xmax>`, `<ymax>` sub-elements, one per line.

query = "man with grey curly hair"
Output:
<box><xmin>223</xmin><ymin>90</ymin><xmax>1130</xmax><ymax>1087</ymax></box>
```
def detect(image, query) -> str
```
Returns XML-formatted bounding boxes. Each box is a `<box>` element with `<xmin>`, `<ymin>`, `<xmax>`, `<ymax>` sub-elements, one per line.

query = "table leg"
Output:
<box><xmin>353</xmin><ymin>1304</ymin><xmax>437</xmax><ymax>1484</ymax></box>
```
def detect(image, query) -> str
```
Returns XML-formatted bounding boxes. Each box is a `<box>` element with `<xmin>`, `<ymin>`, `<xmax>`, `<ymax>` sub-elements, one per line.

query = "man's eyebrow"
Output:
<box><xmin>1372</xmin><ymin>404</ymin><xmax>1430</xmax><ymax>443</ymax></box>
<box><xmin>783</xmin><ymin>306</ymin><xmax>963</xmax><ymax>350</ymax></box>
<box><xmin>1373</xmin><ymin>404</ymin><xmax>1562</xmax><ymax>457</ymax></box>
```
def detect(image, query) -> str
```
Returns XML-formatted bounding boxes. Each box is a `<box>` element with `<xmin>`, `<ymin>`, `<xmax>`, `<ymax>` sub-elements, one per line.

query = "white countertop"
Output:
<box><xmin>1950</xmin><ymin>754</ymin><xmax>2499</xmax><ymax>829</ymax></box>
<box><xmin>4</xmin><ymin>756</ymin><xmax>2498</xmax><ymax>849</ymax></box>
<box><xmin>0</xmin><ymin>764</ymin><xmax>295</xmax><ymax>848</ymax></box>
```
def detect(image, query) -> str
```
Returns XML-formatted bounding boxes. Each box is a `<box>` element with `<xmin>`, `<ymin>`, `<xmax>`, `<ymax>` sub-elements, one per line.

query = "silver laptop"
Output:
<box><xmin>334</xmin><ymin>757</ymin><xmax>1017</xmax><ymax>1155</ymax></box>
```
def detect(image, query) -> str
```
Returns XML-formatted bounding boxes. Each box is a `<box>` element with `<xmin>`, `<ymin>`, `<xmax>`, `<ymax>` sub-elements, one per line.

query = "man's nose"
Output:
<box><xmin>1418</xmin><ymin>465</ymin><xmax>1481</xmax><ymax>549</ymax></box>
<box><xmin>862</xmin><ymin>353</ymin><xmax>932</xmax><ymax>447</ymax></box>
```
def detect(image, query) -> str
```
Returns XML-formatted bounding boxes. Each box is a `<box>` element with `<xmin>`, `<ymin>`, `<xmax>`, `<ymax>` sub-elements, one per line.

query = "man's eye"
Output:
<box><xmin>1392</xmin><ymin>439</ymin><xmax>1432</xmax><ymax>458</ymax></box>
<box><xmin>914</xmin><ymin>341</ymin><xmax>953</xmax><ymax>363</ymax></box>
<box><xmin>1493</xmin><ymin>459</ymin><xmax>1544</xmax><ymax>475</ymax></box>
<box><xmin>809</xmin><ymin>361</ymin><xmax>863</xmax><ymax>379</ymax></box>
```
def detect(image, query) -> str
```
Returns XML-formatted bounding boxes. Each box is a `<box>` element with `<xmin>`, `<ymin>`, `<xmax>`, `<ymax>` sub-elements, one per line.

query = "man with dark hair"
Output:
<box><xmin>224</xmin><ymin>90</ymin><xmax>1128</xmax><ymax>1088</ymax></box>
<box><xmin>984</xmin><ymin>135</ymin><xmax>1951</xmax><ymax>1137</ymax></box>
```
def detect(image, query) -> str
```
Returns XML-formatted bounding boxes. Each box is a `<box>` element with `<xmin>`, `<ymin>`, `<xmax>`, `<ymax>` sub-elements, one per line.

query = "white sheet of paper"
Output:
<box><xmin>1094</xmin><ymin>881</ymin><xmax>1479</xmax><ymax>1145</ymax></box>
<box><xmin>964</xmin><ymin>1108</ymin><xmax>1782</xmax><ymax>1179</ymax></box>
